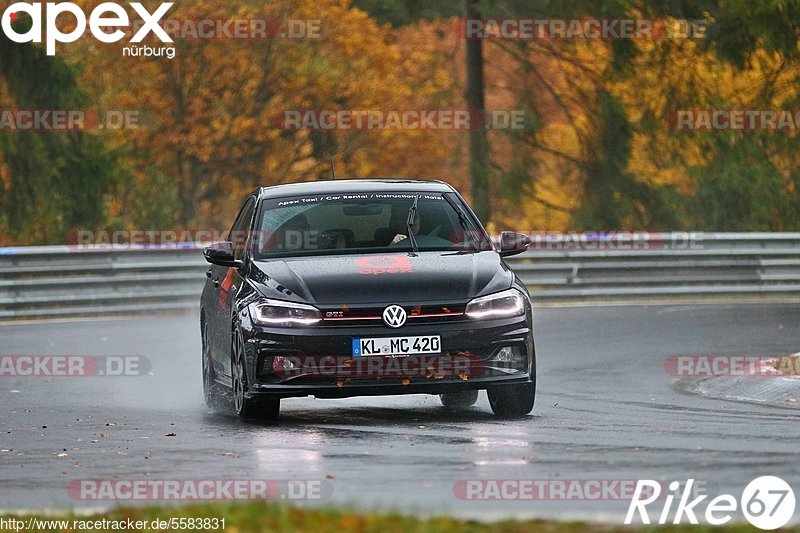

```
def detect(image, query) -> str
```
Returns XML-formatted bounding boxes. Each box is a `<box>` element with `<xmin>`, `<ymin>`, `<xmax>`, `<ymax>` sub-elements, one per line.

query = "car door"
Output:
<box><xmin>208</xmin><ymin>196</ymin><xmax>256</xmax><ymax>381</ymax></box>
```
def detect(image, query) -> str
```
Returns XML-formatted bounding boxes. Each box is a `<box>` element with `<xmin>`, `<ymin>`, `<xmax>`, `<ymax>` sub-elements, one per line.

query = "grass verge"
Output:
<box><xmin>0</xmin><ymin>502</ymin><xmax>791</xmax><ymax>532</ymax></box>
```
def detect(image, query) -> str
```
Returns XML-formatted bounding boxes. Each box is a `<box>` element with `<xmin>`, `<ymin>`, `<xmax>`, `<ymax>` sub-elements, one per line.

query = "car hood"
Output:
<box><xmin>248</xmin><ymin>251</ymin><xmax>513</xmax><ymax>305</ymax></box>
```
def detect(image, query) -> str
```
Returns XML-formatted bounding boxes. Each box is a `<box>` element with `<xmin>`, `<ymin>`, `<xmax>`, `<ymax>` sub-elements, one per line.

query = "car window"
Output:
<box><xmin>230</xmin><ymin>197</ymin><xmax>256</xmax><ymax>260</ymax></box>
<box><xmin>252</xmin><ymin>192</ymin><xmax>492</xmax><ymax>259</ymax></box>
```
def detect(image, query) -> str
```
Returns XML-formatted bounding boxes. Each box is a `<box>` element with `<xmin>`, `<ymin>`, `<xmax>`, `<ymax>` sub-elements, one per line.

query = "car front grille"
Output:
<box><xmin>318</xmin><ymin>303</ymin><xmax>467</xmax><ymax>327</ymax></box>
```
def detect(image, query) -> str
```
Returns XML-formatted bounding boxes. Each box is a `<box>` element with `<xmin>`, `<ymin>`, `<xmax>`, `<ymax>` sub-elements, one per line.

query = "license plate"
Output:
<box><xmin>352</xmin><ymin>335</ymin><xmax>441</xmax><ymax>357</ymax></box>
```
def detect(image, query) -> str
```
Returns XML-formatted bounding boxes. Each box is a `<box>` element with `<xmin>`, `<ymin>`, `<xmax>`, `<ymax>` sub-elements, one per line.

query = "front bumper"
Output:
<box><xmin>242</xmin><ymin>313</ymin><xmax>534</xmax><ymax>400</ymax></box>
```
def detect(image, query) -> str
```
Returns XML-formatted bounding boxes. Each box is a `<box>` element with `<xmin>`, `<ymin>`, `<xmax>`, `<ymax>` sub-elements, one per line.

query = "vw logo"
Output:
<box><xmin>382</xmin><ymin>305</ymin><xmax>407</xmax><ymax>328</ymax></box>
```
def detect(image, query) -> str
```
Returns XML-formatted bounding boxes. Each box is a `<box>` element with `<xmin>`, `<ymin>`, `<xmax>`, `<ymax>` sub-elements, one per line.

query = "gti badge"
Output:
<box><xmin>382</xmin><ymin>305</ymin><xmax>407</xmax><ymax>328</ymax></box>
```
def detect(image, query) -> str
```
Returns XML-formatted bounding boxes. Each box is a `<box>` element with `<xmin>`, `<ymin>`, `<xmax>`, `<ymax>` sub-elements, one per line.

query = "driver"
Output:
<box><xmin>390</xmin><ymin>211</ymin><xmax>422</xmax><ymax>244</ymax></box>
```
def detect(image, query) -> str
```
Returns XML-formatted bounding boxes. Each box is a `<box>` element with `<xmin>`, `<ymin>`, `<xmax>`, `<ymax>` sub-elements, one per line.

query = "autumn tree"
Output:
<box><xmin>0</xmin><ymin>13</ymin><xmax>117</xmax><ymax>244</ymax></box>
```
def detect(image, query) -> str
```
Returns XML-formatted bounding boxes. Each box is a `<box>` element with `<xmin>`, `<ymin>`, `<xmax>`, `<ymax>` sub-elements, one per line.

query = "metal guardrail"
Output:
<box><xmin>510</xmin><ymin>232</ymin><xmax>800</xmax><ymax>300</ymax></box>
<box><xmin>1</xmin><ymin>233</ymin><xmax>800</xmax><ymax>319</ymax></box>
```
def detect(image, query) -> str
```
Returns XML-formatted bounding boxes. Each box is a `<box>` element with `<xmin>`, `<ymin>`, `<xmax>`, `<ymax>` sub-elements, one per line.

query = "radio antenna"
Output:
<box><xmin>330</xmin><ymin>156</ymin><xmax>336</xmax><ymax>180</ymax></box>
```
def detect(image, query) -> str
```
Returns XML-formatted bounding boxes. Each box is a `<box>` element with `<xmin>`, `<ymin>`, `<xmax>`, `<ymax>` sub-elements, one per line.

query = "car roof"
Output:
<box><xmin>255</xmin><ymin>179</ymin><xmax>454</xmax><ymax>199</ymax></box>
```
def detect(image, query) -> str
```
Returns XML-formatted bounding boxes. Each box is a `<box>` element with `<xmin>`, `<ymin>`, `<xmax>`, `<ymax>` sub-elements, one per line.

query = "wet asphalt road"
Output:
<box><xmin>1</xmin><ymin>302</ymin><xmax>799</xmax><ymax>522</ymax></box>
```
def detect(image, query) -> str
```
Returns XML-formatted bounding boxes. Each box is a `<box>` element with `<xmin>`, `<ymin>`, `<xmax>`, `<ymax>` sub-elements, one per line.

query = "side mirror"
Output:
<box><xmin>499</xmin><ymin>232</ymin><xmax>531</xmax><ymax>258</ymax></box>
<box><xmin>203</xmin><ymin>242</ymin><xmax>243</xmax><ymax>268</ymax></box>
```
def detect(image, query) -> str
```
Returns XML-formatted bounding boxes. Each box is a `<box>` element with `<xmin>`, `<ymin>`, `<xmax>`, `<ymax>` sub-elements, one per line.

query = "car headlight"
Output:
<box><xmin>465</xmin><ymin>289</ymin><xmax>525</xmax><ymax>319</ymax></box>
<box><xmin>248</xmin><ymin>299</ymin><xmax>321</xmax><ymax>327</ymax></box>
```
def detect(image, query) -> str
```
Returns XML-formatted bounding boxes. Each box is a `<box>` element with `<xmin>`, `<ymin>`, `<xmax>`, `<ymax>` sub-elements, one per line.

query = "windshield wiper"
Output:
<box><xmin>406</xmin><ymin>194</ymin><xmax>420</xmax><ymax>255</ymax></box>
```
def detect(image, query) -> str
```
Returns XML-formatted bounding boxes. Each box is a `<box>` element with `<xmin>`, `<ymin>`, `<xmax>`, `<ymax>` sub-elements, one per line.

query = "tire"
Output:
<box><xmin>232</xmin><ymin>328</ymin><xmax>281</xmax><ymax>421</ymax></box>
<box><xmin>486</xmin><ymin>345</ymin><xmax>536</xmax><ymax>418</ymax></box>
<box><xmin>440</xmin><ymin>390</ymin><xmax>479</xmax><ymax>408</ymax></box>
<box><xmin>488</xmin><ymin>350</ymin><xmax>536</xmax><ymax>418</ymax></box>
<box><xmin>488</xmin><ymin>382</ymin><xmax>535</xmax><ymax>418</ymax></box>
<box><xmin>202</xmin><ymin>320</ymin><xmax>227</xmax><ymax>411</ymax></box>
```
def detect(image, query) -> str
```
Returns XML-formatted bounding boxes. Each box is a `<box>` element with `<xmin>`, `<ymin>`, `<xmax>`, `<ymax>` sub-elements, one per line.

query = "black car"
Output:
<box><xmin>201</xmin><ymin>179</ymin><xmax>535</xmax><ymax>420</ymax></box>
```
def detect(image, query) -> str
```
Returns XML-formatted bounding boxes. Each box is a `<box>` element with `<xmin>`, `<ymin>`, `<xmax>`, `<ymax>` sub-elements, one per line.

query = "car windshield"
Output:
<box><xmin>251</xmin><ymin>192</ymin><xmax>492</xmax><ymax>259</ymax></box>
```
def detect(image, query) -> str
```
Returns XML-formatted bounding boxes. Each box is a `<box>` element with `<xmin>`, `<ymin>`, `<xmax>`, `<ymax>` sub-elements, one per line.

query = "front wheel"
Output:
<box><xmin>232</xmin><ymin>329</ymin><xmax>280</xmax><ymax>421</ymax></box>
<box><xmin>488</xmin><ymin>382</ymin><xmax>535</xmax><ymax>418</ymax></box>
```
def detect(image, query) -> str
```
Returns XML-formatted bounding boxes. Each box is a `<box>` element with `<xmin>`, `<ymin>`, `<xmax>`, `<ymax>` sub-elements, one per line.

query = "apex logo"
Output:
<box><xmin>1</xmin><ymin>2</ymin><xmax>174</xmax><ymax>56</ymax></box>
